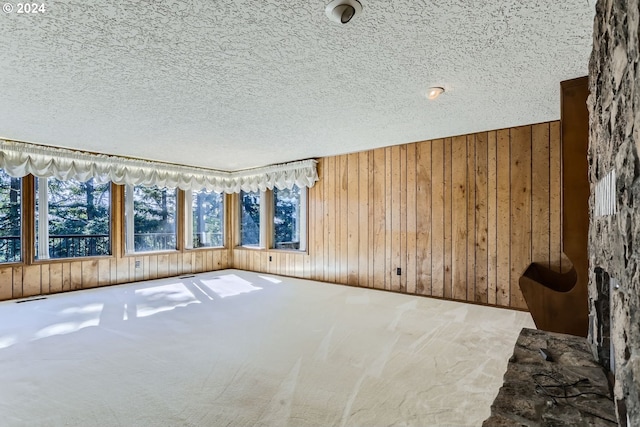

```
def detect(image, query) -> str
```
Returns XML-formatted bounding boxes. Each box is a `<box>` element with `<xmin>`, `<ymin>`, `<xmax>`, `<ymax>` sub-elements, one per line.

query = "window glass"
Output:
<box><xmin>127</xmin><ymin>185</ymin><xmax>177</xmax><ymax>252</ymax></box>
<box><xmin>35</xmin><ymin>177</ymin><xmax>111</xmax><ymax>259</ymax></box>
<box><xmin>273</xmin><ymin>186</ymin><xmax>305</xmax><ymax>250</ymax></box>
<box><xmin>191</xmin><ymin>190</ymin><xmax>224</xmax><ymax>248</ymax></box>
<box><xmin>0</xmin><ymin>170</ymin><xmax>21</xmax><ymax>263</ymax></box>
<box><xmin>240</xmin><ymin>191</ymin><xmax>261</xmax><ymax>247</ymax></box>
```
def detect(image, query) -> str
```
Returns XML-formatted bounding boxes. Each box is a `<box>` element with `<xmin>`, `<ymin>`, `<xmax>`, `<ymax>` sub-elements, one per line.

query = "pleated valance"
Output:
<box><xmin>0</xmin><ymin>139</ymin><xmax>318</xmax><ymax>193</ymax></box>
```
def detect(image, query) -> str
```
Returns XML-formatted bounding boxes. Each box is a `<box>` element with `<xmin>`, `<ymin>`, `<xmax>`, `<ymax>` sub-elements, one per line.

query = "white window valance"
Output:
<box><xmin>0</xmin><ymin>139</ymin><xmax>318</xmax><ymax>193</ymax></box>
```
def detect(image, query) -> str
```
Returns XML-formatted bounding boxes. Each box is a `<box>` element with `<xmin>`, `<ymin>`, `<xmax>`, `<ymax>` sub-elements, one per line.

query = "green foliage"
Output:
<box><xmin>193</xmin><ymin>190</ymin><xmax>223</xmax><ymax>247</ymax></box>
<box><xmin>274</xmin><ymin>186</ymin><xmax>300</xmax><ymax>246</ymax></box>
<box><xmin>132</xmin><ymin>186</ymin><xmax>177</xmax><ymax>251</ymax></box>
<box><xmin>241</xmin><ymin>191</ymin><xmax>260</xmax><ymax>245</ymax></box>
<box><xmin>0</xmin><ymin>171</ymin><xmax>21</xmax><ymax>262</ymax></box>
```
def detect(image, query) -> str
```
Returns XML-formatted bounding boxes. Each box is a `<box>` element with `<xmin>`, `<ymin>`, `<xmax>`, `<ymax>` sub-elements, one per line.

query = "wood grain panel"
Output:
<box><xmin>443</xmin><ymin>138</ymin><xmax>453</xmax><ymax>299</ymax></box>
<box><xmin>431</xmin><ymin>139</ymin><xmax>444</xmax><ymax>298</ymax></box>
<box><xmin>510</xmin><ymin>126</ymin><xmax>532</xmax><ymax>310</ymax></box>
<box><xmin>347</xmin><ymin>153</ymin><xmax>359</xmax><ymax>286</ymax></box>
<box><xmin>466</xmin><ymin>134</ymin><xmax>476</xmax><ymax>302</ymax></box>
<box><xmin>416</xmin><ymin>141</ymin><xmax>432</xmax><ymax>296</ymax></box>
<box><xmin>23</xmin><ymin>265</ymin><xmax>41</xmax><ymax>297</ymax></box>
<box><xmin>532</xmin><ymin>123</ymin><xmax>551</xmax><ymax>267</ymax></box>
<box><xmin>475</xmin><ymin>132</ymin><xmax>489</xmax><ymax>303</ymax></box>
<box><xmin>358</xmin><ymin>151</ymin><xmax>369</xmax><ymax>288</ymax></box>
<box><xmin>487</xmin><ymin>131</ymin><xmax>498</xmax><ymax>305</ymax></box>
<box><xmin>406</xmin><ymin>143</ymin><xmax>418</xmax><ymax>294</ymax></box>
<box><xmin>451</xmin><ymin>135</ymin><xmax>467</xmax><ymax>301</ymax></box>
<box><xmin>0</xmin><ymin>268</ymin><xmax>13</xmax><ymax>300</ymax></box>
<box><xmin>496</xmin><ymin>129</ymin><xmax>511</xmax><ymax>306</ymax></box>
<box><xmin>372</xmin><ymin>148</ymin><xmax>386</xmax><ymax>290</ymax></box>
<box><xmin>549</xmin><ymin>122</ymin><xmax>562</xmax><ymax>271</ymax></box>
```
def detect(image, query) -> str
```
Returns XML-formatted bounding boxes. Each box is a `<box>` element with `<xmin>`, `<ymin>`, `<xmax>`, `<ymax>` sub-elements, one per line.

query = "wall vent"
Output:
<box><xmin>594</xmin><ymin>169</ymin><xmax>617</xmax><ymax>217</ymax></box>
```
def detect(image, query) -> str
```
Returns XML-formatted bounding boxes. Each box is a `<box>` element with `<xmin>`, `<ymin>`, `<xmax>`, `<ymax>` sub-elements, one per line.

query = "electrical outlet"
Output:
<box><xmin>396</xmin><ymin>267</ymin><xmax>401</xmax><ymax>276</ymax></box>
<box><xmin>269</xmin><ymin>256</ymin><xmax>272</xmax><ymax>262</ymax></box>
<box><xmin>135</xmin><ymin>260</ymin><xmax>141</xmax><ymax>268</ymax></box>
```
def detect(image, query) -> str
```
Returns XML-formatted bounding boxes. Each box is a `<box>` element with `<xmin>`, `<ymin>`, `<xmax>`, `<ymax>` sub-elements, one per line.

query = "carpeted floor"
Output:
<box><xmin>0</xmin><ymin>269</ymin><xmax>533</xmax><ymax>426</ymax></box>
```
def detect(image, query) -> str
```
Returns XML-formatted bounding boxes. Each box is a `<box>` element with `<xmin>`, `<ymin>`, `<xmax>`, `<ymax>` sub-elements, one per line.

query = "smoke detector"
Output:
<box><xmin>325</xmin><ymin>0</ymin><xmax>362</xmax><ymax>24</ymax></box>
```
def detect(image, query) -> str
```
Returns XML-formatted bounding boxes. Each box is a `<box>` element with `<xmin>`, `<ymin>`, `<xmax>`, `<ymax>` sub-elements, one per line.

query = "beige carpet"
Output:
<box><xmin>0</xmin><ymin>269</ymin><xmax>533</xmax><ymax>426</ymax></box>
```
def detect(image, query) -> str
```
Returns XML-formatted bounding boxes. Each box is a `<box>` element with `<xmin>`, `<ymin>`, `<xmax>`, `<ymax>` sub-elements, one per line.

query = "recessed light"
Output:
<box><xmin>325</xmin><ymin>0</ymin><xmax>362</xmax><ymax>24</ymax></box>
<box><xmin>427</xmin><ymin>87</ymin><xmax>445</xmax><ymax>100</ymax></box>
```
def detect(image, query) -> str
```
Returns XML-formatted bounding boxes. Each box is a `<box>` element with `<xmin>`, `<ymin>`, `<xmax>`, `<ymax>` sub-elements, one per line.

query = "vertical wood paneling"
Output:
<box><xmin>475</xmin><ymin>132</ymin><xmax>489</xmax><ymax>303</ymax></box>
<box><xmin>390</xmin><ymin>146</ymin><xmax>401</xmax><ymax>292</ymax></box>
<box><xmin>23</xmin><ymin>265</ymin><xmax>41</xmax><ymax>297</ymax></box>
<box><xmin>399</xmin><ymin>145</ymin><xmax>408</xmax><ymax>293</ymax></box>
<box><xmin>443</xmin><ymin>138</ymin><xmax>453</xmax><ymax>299</ymax></box>
<box><xmin>451</xmin><ymin>136</ymin><xmax>467</xmax><ymax>301</ymax></box>
<box><xmin>326</xmin><ymin>156</ymin><xmax>336</xmax><ymax>283</ymax></box>
<box><xmin>98</xmin><ymin>259</ymin><xmax>111</xmax><ymax>286</ymax></box>
<box><xmin>314</xmin><ymin>159</ymin><xmax>325</xmax><ymax>281</ymax></box>
<box><xmin>430</xmin><ymin>139</ymin><xmax>444</xmax><ymax>297</ymax></box>
<box><xmin>338</xmin><ymin>155</ymin><xmax>348</xmax><ymax>284</ymax></box>
<box><xmin>358</xmin><ymin>151</ymin><xmax>369</xmax><ymax>288</ymax></box>
<box><xmin>496</xmin><ymin>129</ymin><xmax>511</xmax><ymax>306</ymax></box>
<box><xmin>487</xmin><ymin>131</ymin><xmax>498</xmax><ymax>305</ymax></box>
<box><xmin>549</xmin><ymin>121</ymin><xmax>562</xmax><ymax>271</ymax></box>
<box><xmin>406</xmin><ymin>143</ymin><xmax>418</xmax><ymax>294</ymax></box>
<box><xmin>372</xmin><ymin>148</ymin><xmax>386</xmax><ymax>290</ymax></box>
<box><xmin>466</xmin><ymin>134</ymin><xmax>476</xmax><ymax>302</ymax></box>
<box><xmin>415</xmin><ymin>141</ymin><xmax>432</xmax><ymax>295</ymax></box>
<box><xmin>0</xmin><ymin>268</ymin><xmax>13</xmax><ymax>300</ymax></box>
<box><xmin>510</xmin><ymin>126</ymin><xmax>532</xmax><ymax>310</ymax></box>
<box><xmin>347</xmin><ymin>153</ymin><xmax>359</xmax><ymax>286</ymax></box>
<box><xmin>49</xmin><ymin>263</ymin><xmax>62</xmax><ymax>293</ymax></box>
<box><xmin>385</xmin><ymin>147</ymin><xmax>393</xmax><ymax>291</ymax></box>
<box><xmin>12</xmin><ymin>266</ymin><xmax>23</xmax><ymax>298</ymax></box>
<box><xmin>82</xmin><ymin>260</ymin><xmax>98</xmax><ymax>289</ymax></box>
<box><xmin>532</xmin><ymin>123</ymin><xmax>551</xmax><ymax>267</ymax></box>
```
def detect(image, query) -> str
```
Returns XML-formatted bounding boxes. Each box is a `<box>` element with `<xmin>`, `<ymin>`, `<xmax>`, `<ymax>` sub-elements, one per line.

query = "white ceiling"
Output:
<box><xmin>0</xmin><ymin>1</ymin><xmax>595</xmax><ymax>171</ymax></box>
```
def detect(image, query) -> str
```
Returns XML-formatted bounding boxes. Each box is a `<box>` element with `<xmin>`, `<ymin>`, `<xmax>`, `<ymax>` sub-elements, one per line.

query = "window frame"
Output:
<box><xmin>235</xmin><ymin>187</ymin><xmax>308</xmax><ymax>253</ymax></box>
<box><xmin>33</xmin><ymin>176</ymin><xmax>114</xmax><ymax>262</ymax></box>
<box><xmin>237</xmin><ymin>190</ymin><xmax>266</xmax><ymax>249</ymax></box>
<box><xmin>271</xmin><ymin>185</ymin><xmax>307</xmax><ymax>252</ymax></box>
<box><xmin>184</xmin><ymin>189</ymin><xmax>226</xmax><ymax>250</ymax></box>
<box><xmin>124</xmin><ymin>184</ymin><xmax>179</xmax><ymax>255</ymax></box>
<box><xmin>0</xmin><ymin>170</ymin><xmax>23</xmax><ymax>265</ymax></box>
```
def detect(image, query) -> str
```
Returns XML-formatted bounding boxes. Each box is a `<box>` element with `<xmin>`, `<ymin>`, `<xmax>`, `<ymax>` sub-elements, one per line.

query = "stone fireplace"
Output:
<box><xmin>588</xmin><ymin>0</ymin><xmax>640</xmax><ymax>425</ymax></box>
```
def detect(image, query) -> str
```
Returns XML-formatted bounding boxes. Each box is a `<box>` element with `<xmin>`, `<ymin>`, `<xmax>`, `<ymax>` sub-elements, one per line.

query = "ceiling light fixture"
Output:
<box><xmin>427</xmin><ymin>87</ymin><xmax>445</xmax><ymax>100</ymax></box>
<box><xmin>325</xmin><ymin>0</ymin><xmax>362</xmax><ymax>24</ymax></box>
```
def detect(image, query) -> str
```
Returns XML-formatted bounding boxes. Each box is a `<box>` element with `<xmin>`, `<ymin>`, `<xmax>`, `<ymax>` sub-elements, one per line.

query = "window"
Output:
<box><xmin>186</xmin><ymin>189</ymin><xmax>224</xmax><ymax>248</ymax></box>
<box><xmin>0</xmin><ymin>170</ymin><xmax>21</xmax><ymax>263</ymax></box>
<box><xmin>125</xmin><ymin>185</ymin><xmax>177</xmax><ymax>253</ymax></box>
<box><xmin>35</xmin><ymin>177</ymin><xmax>111</xmax><ymax>259</ymax></box>
<box><xmin>237</xmin><ymin>187</ymin><xmax>307</xmax><ymax>251</ymax></box>
<box><xmin>273</xmin><ymin>185</ymin><xmax>306</xmax><ymax>251</ymax></box>
<box><xmin>240</xmin><ymin>191</ymin><xmax>262</xmax><ymax>247</ymax></box>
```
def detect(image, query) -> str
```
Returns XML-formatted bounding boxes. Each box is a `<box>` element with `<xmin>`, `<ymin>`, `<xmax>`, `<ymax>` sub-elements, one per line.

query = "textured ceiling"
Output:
<box><xmin>0</xmin><ymin>1</ymin><xmax>595</xmax><ymax>171</ymax></box>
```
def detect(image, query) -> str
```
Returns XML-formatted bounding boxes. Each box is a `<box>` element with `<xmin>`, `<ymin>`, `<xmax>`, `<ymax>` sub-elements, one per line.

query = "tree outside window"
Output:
<box><xmin>35</xmin><ymin>177</ymin><xmax>111</xmax><ymax>259</ymax></box>
<box><xmin>126</xmin><ymin>185</ymin><xmax>177</xmax><ymax>252</ymax></box>
<box><xmin>273</xmin><ymin>186</ymin><xmax>302</xmax><ymax>250</ymax></box>
<box><xmin>191</xmin><ymin>190</ymin><xmax>224</xmax><ymax>248</ymax></box>
<box><xmin>0</xmin><ymin>170</ymin><xmax>21</xmax><ymax>263</ymax></box>
<box><xmin>240</xmin><ymin>191</ymin><xmax>261</xmax><ymax>247</ymax></box>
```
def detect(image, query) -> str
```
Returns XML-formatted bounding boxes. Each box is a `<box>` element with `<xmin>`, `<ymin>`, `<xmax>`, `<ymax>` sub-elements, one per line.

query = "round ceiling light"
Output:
<box><xmin>427</xmin><ymin>87</ymin><xmax>445</xmax><ymax>100</ymax></box>
<box><xmin>325</xmin><ymin>0</ymin><xmax>362</xmax><ymax>24</ymax></box>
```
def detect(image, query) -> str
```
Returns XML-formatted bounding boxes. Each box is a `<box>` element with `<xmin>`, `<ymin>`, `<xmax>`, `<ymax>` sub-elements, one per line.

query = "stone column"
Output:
<box><xmin>588</xmin><ymin>0</ymin><xmax>640</xmax><ymax>425</ymax></box>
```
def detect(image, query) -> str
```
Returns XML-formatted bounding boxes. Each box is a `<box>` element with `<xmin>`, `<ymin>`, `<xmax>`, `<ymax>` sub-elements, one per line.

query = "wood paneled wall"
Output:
<box><xmin>234</xmin><ymin>122</ymin><xmax>565</xmax><ymax>310</ymax></box>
